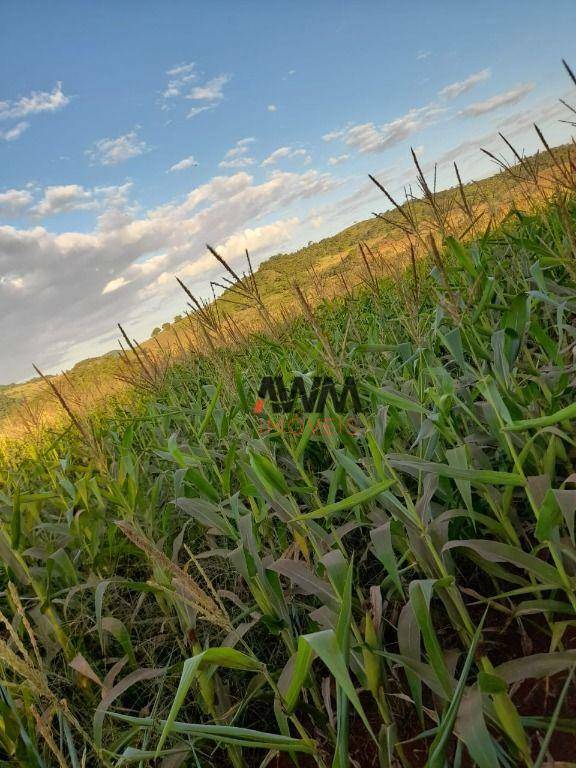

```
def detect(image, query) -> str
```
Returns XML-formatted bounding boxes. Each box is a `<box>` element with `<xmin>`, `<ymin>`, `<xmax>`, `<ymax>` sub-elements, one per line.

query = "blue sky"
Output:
<box><xmin>1</xmin><ymin>1</ymin><xmax>575</xmax><ymax>382</ymax></box>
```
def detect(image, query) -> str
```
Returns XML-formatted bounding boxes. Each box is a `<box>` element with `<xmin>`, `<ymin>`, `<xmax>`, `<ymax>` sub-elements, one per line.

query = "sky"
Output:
<box><xmin>1</xmin><ymin>1</ymin><xmax>575</xmax><ymax>384</ymax></box>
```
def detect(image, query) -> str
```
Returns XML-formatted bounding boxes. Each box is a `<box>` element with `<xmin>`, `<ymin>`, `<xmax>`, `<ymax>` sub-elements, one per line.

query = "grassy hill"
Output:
<box><xmin>1</xmin><ymin>142</ymin><xmax>573</xmax><ymax>437</ymax></box>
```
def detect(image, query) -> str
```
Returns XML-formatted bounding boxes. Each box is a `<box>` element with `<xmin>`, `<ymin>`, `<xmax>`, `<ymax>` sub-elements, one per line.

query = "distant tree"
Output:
<box><xmin>173</xmin><ymin>314</ymin><xmax>183</xmax><ymax>322</ymax></box>
<box><xmin>151</xmin><ymin>327</ymin><xmax>161</xmax><ymax>337</ymax></box>
<box><xmin>162</xmin><ymin>322</ymin><xmax>171</xmax><ymax>332</ymax></box>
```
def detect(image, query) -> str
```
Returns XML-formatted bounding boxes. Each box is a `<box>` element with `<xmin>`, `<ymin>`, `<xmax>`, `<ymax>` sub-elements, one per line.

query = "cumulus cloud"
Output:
<box><xmin>33</xmin><ymin>185</ymin><xmax>95</xmax><ymax>217</ymax></box>
<box><xmin>169</xmin><ymin>155</ymin><xmax>199</xmax><ymax>172</ymax></box>
<box><xmin>86</xmin><ymin>130</ymin><xmax>149</xmax><ymax>166</ymax></box>
<box><xmin>438</xmin><ymin>69</ymin><xmax>491</xmax><ymax>100</ymax></box>
<box><xmin>459</xmin><ymin>83</ymin><xmax>534</xmax><ymax>117</ymax></box>
<box><xmin>0</xmin><ymin>83</ymin><xmax>70</xmax><ymax>121</ymax></box>
<box><xmin>328</xmin><ymin>154</ymin><xmax>350</xmax><ymax>166</ymax></box>
<box><xmin>0</xmin><ymin>182</ymin><xmax>137</xmax><ymax>224</ymax></box>
<box><xmin>267</xmin><ymin>104</ymin><xmax>277</xmax><ymax>112</ymax></box>
<box><xmin>216</xmin><ymin>217</ymin><xmax>299</xmax><ymax>260</ymax></box>
<box><xmin>323</xmin><ymin>102</ymin><xmax>446</xmax><ymax>154</ymax></box>
<box><xmin>0</xmin><ymin>121</ymin><xmax>30</xmax><ymax>142</ymax></box>
<box><xmin>416</xmin><ymin>50</ymin><xmax>431</xmax><ymax>61</ymax></box>
<box><xmin>261</xmin><ymin>146</ymin><xmax>311</xmax><ymax>167</ymax></box>
<box><xmin>0</xmin><ymin>168</ymin><xmax>338</xmax><ymax>381</ymax></box>
<box><xmin>219</xmin><ymin>137</ymin><xmax>256</xmax><ymax>169</ymax></box>
<box><xmin>0</xmin><ymin>188</ymin><xmax>34</xmax><ymax>217</ymax></box>
<box><xmin>188</xmin><ymin>74</ymin><xmax>230</xmax><ymax>102</ymax></box>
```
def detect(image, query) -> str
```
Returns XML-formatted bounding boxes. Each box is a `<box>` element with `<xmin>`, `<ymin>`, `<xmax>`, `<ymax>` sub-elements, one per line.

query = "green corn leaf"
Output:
<box><xmin>535</xmin><ymin>489</ymin><xmax>563</xmax><ymax>542</ymax></box>
<box><xmin>504</xmin><ymin>400</ymin><xmax>576</xmax><ymax>432</ymax></box>
<box><xmin>370</xmin><ymin>521</ymin><xmax>404</xmax><ymax>598</ymax></box>
<box><xmin>332</xmin><ymin>557</ymin><xmax>354</xmax><ymax>768</ymax></box>
<box><xmin>295</xmin><ymin>478</ymin><xmax>395</xmax><ymax>520</ymax></box>
<box><xmin>198</xmin><ymin>380</ymin><xmax>222</xmax><ymax>436</ymax></box>
<box><xmin>156</xmin><ymin>647</ymin><xmax>263</xmax><ymax>753</ymax></box>
<box><xmin>111</xmin><ymin>712</ymin><xmax>316</xmax><ymax>753</ymax></box>
<box><xmin>493</xmin><ymin>651</ymin><xmax>576</xmax><ymax>683</ymax></box>
<box><xmin>427</xmin><ymin>611</ymin><xmax>493</xmax><ymax>768</ymax></box>
<box><xmin>248</xmin><ymin>450</ymin><xmax>290</xmax><ymax>496</ymax></box>
<box><xmin>409</xmin><ymin>580</ymin><xmax>454</xmax><ymax>699</ymax></box>
<box><xmin>364</xmin><ymin>384</ymin><xmax>429</xmax><ymax>415</ymax></box>
<box><xmin>388</xmin><ymin>455</ymin><xmax>525</xmax><ymax>487</ymax></box>
<box><xmin>443</xmin><ymin>539</ymin><xmax>564</xmax><ymax>586</ymax></box>
<box><xmin>445</xmin><ymin>445</ymin><xmax>473</xmax><ymax>513</ymax></box>
<box><xmin>455</xmin><ymin>687</ymin><xmax>500</xmax><ymax>768</ymax></box>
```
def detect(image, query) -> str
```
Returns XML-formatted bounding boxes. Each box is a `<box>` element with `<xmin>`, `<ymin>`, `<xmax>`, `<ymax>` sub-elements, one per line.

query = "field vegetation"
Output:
<box><xmin>2</xmin><ymin>144</ymin><xmax>575</xmax><ymax>440</ymax></box>
<box><xmin>1</xmin><ymin>67</ymin><xmax>576</xmax><ymax>767</ymax></box>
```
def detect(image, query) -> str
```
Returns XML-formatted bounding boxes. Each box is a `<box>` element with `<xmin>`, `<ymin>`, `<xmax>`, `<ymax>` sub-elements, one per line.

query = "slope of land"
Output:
<box><xmin>0</xmin><ymin>143</ymin><xmax>573</xmax><ymax>438</ymax></box>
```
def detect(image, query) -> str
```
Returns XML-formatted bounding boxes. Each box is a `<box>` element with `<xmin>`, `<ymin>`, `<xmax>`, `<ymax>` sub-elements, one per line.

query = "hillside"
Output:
<box><xmin>1</xmin><ymin>142</ymin><xmax>573</xmax><ymax>436</ymax></box>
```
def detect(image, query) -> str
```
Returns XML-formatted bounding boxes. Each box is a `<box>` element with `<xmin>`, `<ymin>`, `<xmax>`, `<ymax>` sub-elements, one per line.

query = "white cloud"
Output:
<box><xmin>262</xmin><ymin>147</ymin><xmax>291</xmax><ymax>166</ymax></box>
<box><xmin>0</xmin><ymin>83</ymin><xmax>70</xmax><ymax>121</ymax></box>
<box><xmin>131</xmin><ymin>252</ymin><xmax>168</xmax><ymax>275</ymax></box>
<box><xmin>0</xmin><ymin>188</ymin><xmax>34</xmax><ymax>217</ymax></box>
<box><xmin>261</xmin><ymin>146</ymin><xmax>312</xmax><ymax>167</ymax></box>
<box><xmin>0</xmin><ymin>121</ymin><xmax>30</xmax><ymax>142</ymax></box>
<box><xmin>1</xmin><ymin>275</ymin><xmax>25</xmax><ymax>291</ymax></box>
<box><xmin>0</xmin><ymin>182</ymin><xmax>136</xmax><ymax>223</ymax></box>
<box><xmin>102</xmin><ymin>276</ymin><xmax>129</xmax><ymax>294</ymax></box>
<box><xmin>188</xmin><ymin>74</ymin><xmax>230</xmax><ymax>102</ymax></box>
<box><xmin>328</xmin><ymin>154</ymin><xmax>350</xmax><ymax>166</ymax></box>
<box><xmin>219</xmin><ymin>156</ymin><xmax>255</xmax><ymax>169</ymax></box>
<box><xmin>169</xmin><ymin>155</ymin><xmax>199</xmax><ymax>172</ymax></box>
<box><xmin>219</xmin><ymin>137</ymin><xmax>256</xmax><ymax>168</ymax></box>
<box><xmin>187</xmin><ymin>105</ymin><xmax>215</xmax><ymax>119</ymax></box>
<box><xmin>416</xmin><ymin>50</ymin><xmax>431</xmax><ymax>61</ymax></box>
<box><xmin>293</xmin><ymin>149</ymin><xmax>311</xmax><ymax>163</ymax></box>
<box><xmin>432</xmin><ymin>96</ymin><xmax>571</xmax><ymax>177</ymax></box>
<box><xmin>162</xmin><ymin>64</ymin><xmax>230</xmax><ymax>119</ymax></box>
<box><xmin>33</xmin><ymin>185</ymin><xmax>95</xmax><ymax>217</ymax></box>
<box><xmin>460</xmin><ymin>83</ymin><xmax>534</xmax><ymax>117</ymax></box>
<box><xmin>217</xmin><ymin>217</ymin><xmax>300</xmax><ymax>260</ymax></box>
<box><xmin>267</xmin><ymin>104</ymin><xmax>277</xmax><ymax>112</ymax></box>
<box><xmin>321</xmin><ymin>70</ymin><xmax>491</xmax><ymax>158</ymax></box>
<box><xmin>167</xmin><ymin>62</ymin><xmax>196</xmax><ymax>77</ymax></box>
<box><xmin>438</xmin><ymin>69</ymin><xmax>491</xmax><ymax>100</ymax></box>
<box><xmin>323</xmin><ymin>129</ymin><xmax>345</xmax><ymax>142</ymax></box>
<box><xmin>324</xmin><ymin>102</ymin><xmax>446</xmax><ymax>155</ymax></box>
<box><xmin>86</xmin><ymin>130</ymin><xmax>149</xmax><ymax>166</ymax></box>
<box><xmin>162</xmin><ymin>62</ymin><xmax>196</xmax><ymax>99</ymax></box>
